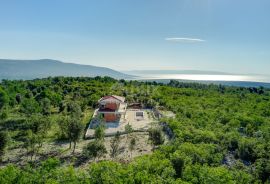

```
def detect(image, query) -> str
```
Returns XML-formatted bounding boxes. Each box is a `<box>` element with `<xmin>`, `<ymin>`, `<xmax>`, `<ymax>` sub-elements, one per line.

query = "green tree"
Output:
<box><xmin>15</xmin><ymin>93</ymin><xmax>22</xmax><ymax>104</ymax></box>
<box><xmin>128</xmin><ymin>154</ymin><xmax>176</xmax><ymax>183</ymax></box>
<box><xmin>24</xmin><ymin>130</ymin><xmax>38</xmax><ymax>161</ymax></box>
<box><xmin>0</xmin><ymin>87</ymin><xmax>9</xmax><ymax>110</ymax></box>
<box><xmin>125</xmin><ymin>124</ymin><xmax>133</xmax><ymax>144</ymax></box>
<box><xmin>183</xmin><ymin>164</ymin><xmax>246</xmax><ymax>184</ymax></box>
<box><xmin>171</xmin><ymin>152</ymin><xmax>185</xmax><ymax>178</ymax></box>
<box><xmin>0</xmin><ymin>109</ymin><xmax>8</xmax><ymax>120</ymax></box>
<box><xmin>67</xmin><ymin>101</ymin><xmax>82</xmax><ymax>118</ymax></box>
<box><xmin>65</xmin><ymin>101</ymin><xmax>83</xmax><ymax>152</ymax></box>
<box><xmin>83</xmin><ymin>140</ymin><xmax>107</xmax><ymax>161</ymax></box>
<box><xmin>25</xmin><ymin>115</ymin><xmax>51</xmax><ymax>151</ymax></box>
<box><xmin>110</xmin><ymin>131</ymin><xmax>121</xmax><ymax>159</ymax></box>
<box><xmin>67</xmin><ymin>117</ymin><xmax>84</xmax><ymax>153</ymax></box>
<box><xmin>57</xmin><ymin>116</ymin><xmax>69</xmax><ymax>140</ymax></box>
<box><xmin>94</xmin><ymin>124</ymin><xmax>105</xmax><ymax>141</ymax></box>
<box><xmin>148</xmin><ymin>128</ymin><xmax>165</xmax><ymax>149</ymax></box>
<box><xmin>40</xmin><ymin>98</ymin><xmax>51</xmax><ymax>115</ymax></box>
<box><xmin>0</xmin><ymin>131</ymin><xmax>8</xmax><ymax>162</ymax></box>
<box><xmin>238</xmin><ymin>138</ymin><xmax>257</xmax><ymax>162</ymax></box>
<box><xmin>255</xmin><ymin>158</ymin><xmax>270</xmax><ymax>183</ymax></box>
<box><xmin>128</xmin><ymin>137</ymin><xmax>136</xmax><ymax>158</ymax></box>
<box><xmin>20</xmin><ymin>98</ymin><xmax>41</xmax><ymax>115</ymax></box>
<box><xmin>88</xmin><ymin>161</ymin><xmax>124</xmax><ymax>183</ymax></box>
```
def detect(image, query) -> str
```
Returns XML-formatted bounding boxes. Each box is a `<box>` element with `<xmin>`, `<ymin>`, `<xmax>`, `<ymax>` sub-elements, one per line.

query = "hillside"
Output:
<box><xmin>0</xmin><ymin>59</ymin><xmax>132</xmax><ymax>80</ymax></box>
<box><xmin>0</xmin><ymin>77</ymin><xmax>270</xmax><ymax>183</ymax></box>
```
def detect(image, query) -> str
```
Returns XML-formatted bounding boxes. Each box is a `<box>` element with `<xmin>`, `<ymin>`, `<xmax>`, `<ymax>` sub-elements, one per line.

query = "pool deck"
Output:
<box><xmin>85</xmin><ymin>109</ymin><xmax>157</xmax><ymax>138</ymax></box>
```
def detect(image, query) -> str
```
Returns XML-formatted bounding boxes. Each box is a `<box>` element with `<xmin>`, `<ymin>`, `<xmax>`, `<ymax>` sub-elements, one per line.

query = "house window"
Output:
<box><xmin>136</xmin><ymin>111</ymin><xmax>144</xmax><ymax>119</ymax></box>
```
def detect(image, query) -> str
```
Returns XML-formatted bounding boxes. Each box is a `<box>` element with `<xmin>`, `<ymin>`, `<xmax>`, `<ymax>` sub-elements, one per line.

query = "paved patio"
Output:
<box><xmin>85</xmin><ymin>109</ymin><xmax>157</xmax><ymax>138</ymax></box>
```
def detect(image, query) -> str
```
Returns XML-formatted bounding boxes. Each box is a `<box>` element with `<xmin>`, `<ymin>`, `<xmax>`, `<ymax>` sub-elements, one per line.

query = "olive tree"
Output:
<box><xmin>94</xmin><ymin>124</ymin><xmax>105</xmax><ymax>142</ymax></box>
<box><xmin>110</xmin><ymin>131</ymin><xmax>121</xmax><ymax>159</ymax></box>
<box><xmin>67</xmin><ymin>117</ymin><xmax>84</xmax><ymax>153</ymax></box>
<box><xmin>125</xmin><ymin>124</ymin><xmax>133</xmax><ymax>144</ymax></box>
<box><xmin>40</xmin><ymin>98</ymin><xmax>51</xmax><ymax>115</ymax></box>
<box><xmin>24</xmin><ymin>130</ymin><xmax>38</xmax><ymax>161</ymax></box>
<box><xmin>83</xmin><ymin>140</ymin><xmax>107</xmax><ymax>161</ymax></box>
<box><xmin>20</xmin><ymin>98</ymin><xmax>41</xmax><ymax>116</ymax></box>
<box><xmin>128</xmin><ymin>137</ymin><xmax>136</xmax><ymax>158</ymax></box>
<box><xmin>148</xmin><ymin>128</ymin><xmax>164</xmax><ymax>149</ymax></box>
<box><xmin>65</xmin><ymin>101</ymin><xmax>84</xmax><ymax>153</ymax></box>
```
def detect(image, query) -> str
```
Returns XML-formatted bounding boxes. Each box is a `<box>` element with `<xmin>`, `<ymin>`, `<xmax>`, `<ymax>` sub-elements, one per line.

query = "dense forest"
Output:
<box><xmin>0</xmin><ymin>76</ymin><xmax>270</xmax><ymax>183</ymax></box>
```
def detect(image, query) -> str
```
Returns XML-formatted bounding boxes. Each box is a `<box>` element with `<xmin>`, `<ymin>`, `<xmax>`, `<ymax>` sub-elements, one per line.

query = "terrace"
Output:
<box><xmin>85</xmin><ymin>109</ymin><xmax>156</xmax><ymax>138</ymax></box>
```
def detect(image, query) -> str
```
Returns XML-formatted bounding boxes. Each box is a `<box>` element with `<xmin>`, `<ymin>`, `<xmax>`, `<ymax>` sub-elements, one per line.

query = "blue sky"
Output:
<box><xmin>0</xmin><ymin>0</ymin><xmax>269</xmax><ymax>74</ymax></box>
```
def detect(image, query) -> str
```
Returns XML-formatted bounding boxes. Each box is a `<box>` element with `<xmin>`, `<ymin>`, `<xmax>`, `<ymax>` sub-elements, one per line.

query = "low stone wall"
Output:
<box><xmin>85</xmin><ymin>129</ymin><xmax>149</xmax><ymax>139</ymax></box>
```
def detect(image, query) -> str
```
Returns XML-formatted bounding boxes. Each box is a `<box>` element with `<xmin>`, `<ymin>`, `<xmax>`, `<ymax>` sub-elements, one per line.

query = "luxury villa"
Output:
<box><xmin>97</xmin><ymin>95</ymin><xmax>127</xmax><ymax>122</ymax></box>
<box><xmin>85</xmin><ymin>95</ymin><xmax>157</xmax><ymax>138</ymax></box>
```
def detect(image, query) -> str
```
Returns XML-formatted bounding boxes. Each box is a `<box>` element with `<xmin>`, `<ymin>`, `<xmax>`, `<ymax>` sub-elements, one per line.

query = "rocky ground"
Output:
<box><xmin>1</xmin><ymin>132</ymin><xmax>153</xmax><ymax>168</ymax></box>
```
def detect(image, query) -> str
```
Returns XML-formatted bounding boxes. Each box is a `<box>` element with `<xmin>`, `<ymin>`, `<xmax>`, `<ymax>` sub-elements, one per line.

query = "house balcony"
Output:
<box><xmin>98</xmin><ymin>103</ymin><xmax>127</xmax><ymax>115</ymax></box>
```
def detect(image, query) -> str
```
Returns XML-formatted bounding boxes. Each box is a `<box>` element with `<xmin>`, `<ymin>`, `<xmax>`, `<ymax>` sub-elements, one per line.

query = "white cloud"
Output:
<box><xmin>165</xmin><ymin>37</ymin><xmax>206</xmax><ymax>43</ymax></box>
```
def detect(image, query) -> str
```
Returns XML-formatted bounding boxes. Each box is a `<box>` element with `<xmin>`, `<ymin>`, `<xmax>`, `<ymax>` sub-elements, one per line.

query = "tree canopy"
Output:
<box><xmin>0</xmin><ymin>77</ymin><xmax>270</xmax><ymax>183</ymax></box>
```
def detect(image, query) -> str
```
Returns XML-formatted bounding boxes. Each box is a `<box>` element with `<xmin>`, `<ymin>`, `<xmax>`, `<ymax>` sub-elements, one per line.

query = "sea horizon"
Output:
<box><xmin>132</xmin><ymin>74</ymin><xmax>270</xmax><ymax>83</ymax></box>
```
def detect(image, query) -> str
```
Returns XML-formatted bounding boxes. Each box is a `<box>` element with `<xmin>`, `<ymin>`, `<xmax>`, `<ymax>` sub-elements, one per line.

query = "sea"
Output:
<box><xmin>132</xmin><ymin>74</ymin><xmax>270</xmax><ymax>88</ymax></box>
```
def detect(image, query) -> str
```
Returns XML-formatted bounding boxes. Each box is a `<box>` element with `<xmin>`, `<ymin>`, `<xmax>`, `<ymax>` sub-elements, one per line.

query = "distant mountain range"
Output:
<box><xmin>1</xmin><ymin>59</ymin><xmax>269</xmax><ymax>88</ymax></box>
<box><xmin>0</xmin><ymin>59</ymin><xmax>133</xmax><ymax>80</ymax></box>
